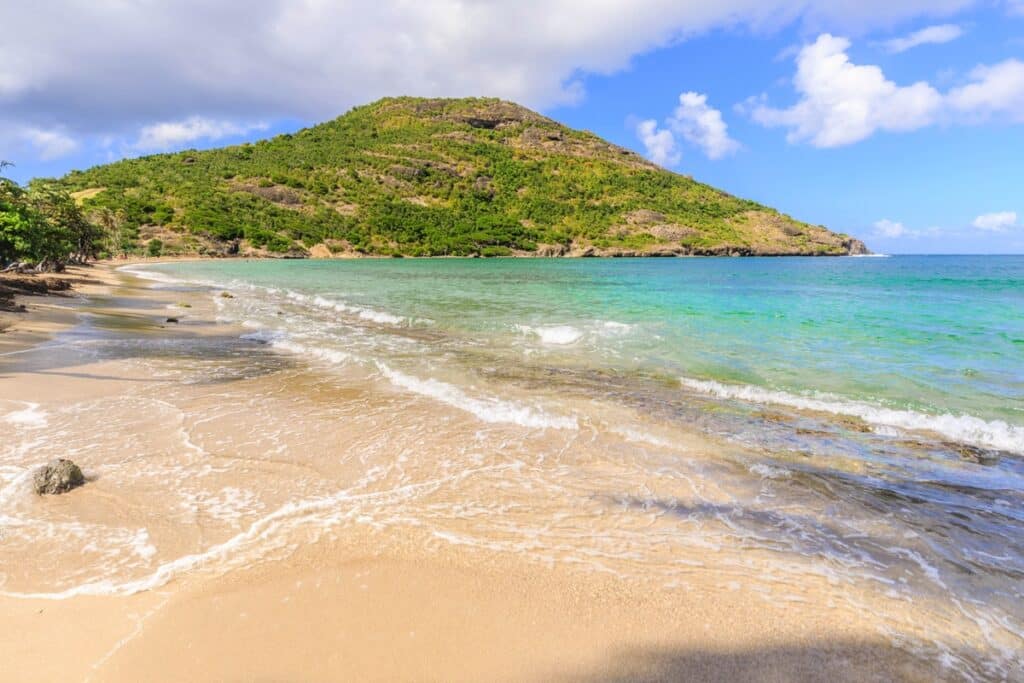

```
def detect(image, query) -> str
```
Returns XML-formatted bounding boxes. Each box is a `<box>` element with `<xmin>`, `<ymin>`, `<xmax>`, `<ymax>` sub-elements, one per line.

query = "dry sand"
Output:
<box><xmin>0</xmin><ymin>263</ymin><xmax>943</xmax><ymax>682</ymax></box>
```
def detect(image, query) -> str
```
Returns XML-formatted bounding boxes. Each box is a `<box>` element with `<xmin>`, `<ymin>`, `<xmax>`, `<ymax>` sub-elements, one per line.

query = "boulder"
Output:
<box><xmin>33</xmin><ymin>459</ymin><xmax>85</xmax><ymax>495</ymax></box>
<box><xmin>165</xmin><ymin>317</ymin><xmax>179</xmax><ymax>323</ymax></box>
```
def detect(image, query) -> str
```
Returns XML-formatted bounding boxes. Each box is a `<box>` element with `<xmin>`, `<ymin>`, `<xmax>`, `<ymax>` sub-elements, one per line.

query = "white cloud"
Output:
<box><xmin>972</xmin><ymin>211</ymin><xmax>1018</xmax><ymax>231</ymax></box>
<box><xmin>947</xmin><ymin>59</ymin><xmax>1024</xmax><ymax>122</ymax></box>
<box><xmin>0</xmin><ymin>0</ymin><xmax>980</xmax><ymax>162</ymax></box>
<box><xmin>668</xmin><ymin>92</ymin><xmax>740</xmax><ymax>159</ymax></box>
<box><xmin>21</xmin><ymin>127</ymin><xmax>79</xmax><ymax>160</ymax></box>
<box><xmin>134</xmin><ymin>117</ymin><xmax>268</xmax><ymax>151</ymax></box>
<box><xmin>635</xmin><ymin>119</ymin><xmax>680</xmax><ymax>167</ymax></box>
<box><xmin>0</xmin><ymin>126</ymin><xmax>78</xmax><ymax>161</ymax></box>
<box><xmin>751</xmin><ymin>34</ymin><xmax>942</xmax><ymax>147</ymax></box>
<box><xmin>636</xmin><ymin>92</ymin><xmax>739</xmax><ymax>164</ymax></box>
<box><xmin>882</xmin><ymin>24</ymin><xmax>962</xmax><ymax>53</ymax></box>
<box><xmin>750</xmin><ymin>36</ymin><xmax>1024</xmax><ymax>147</ymax></box>
<box><xmin>873</xmin><ymin>219</ymin><xmax>907</xmax><ymax>237</ymax></box>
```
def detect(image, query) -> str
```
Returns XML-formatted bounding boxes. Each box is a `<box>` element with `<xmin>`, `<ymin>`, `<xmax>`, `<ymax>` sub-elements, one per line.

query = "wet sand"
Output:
<box><xmin>0</xmin><ymin>263</ymin><xmax>945</xmax><ymax>682</ymax></box>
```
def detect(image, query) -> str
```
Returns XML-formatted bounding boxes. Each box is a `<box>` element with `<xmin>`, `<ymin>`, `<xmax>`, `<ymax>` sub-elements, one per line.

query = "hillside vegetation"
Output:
<box><xmin>58</xmin><ymin>97</ymin><xmax>867</xmax><ymax>258</ymax></box>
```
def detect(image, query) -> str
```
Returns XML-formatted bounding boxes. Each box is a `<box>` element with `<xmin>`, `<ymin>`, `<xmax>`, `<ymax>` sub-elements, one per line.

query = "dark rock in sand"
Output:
<box><xmin>33</xmin><ymin>459</ymin><xmax>85</xmax><ymax>495</ymax></box>
<box><xmin>220</xmin><ymin>292</ymin><xmax>234</xmax><ymax>299</ymax></box>
<box><xmin>166</xmin><ymin>317</ymin><xmax>179</xmax><ymax>323</ymax></box>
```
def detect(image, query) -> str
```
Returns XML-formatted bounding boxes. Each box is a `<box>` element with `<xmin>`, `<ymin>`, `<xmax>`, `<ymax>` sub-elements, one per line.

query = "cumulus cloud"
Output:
<box><xmin>882</xmin><ymin>24</ymin><xmax>963</xmax><ymax>53</ymax></box>
<box><xmin>873</xmin><ymin>219</ymin><xmax>907</xmax><ymax>237</ymax></box>
<box><xmin>751</xmin><ymin>34</ymin><xmax>942</xmax><ymax>147</ymax></box>
<box><xmin>668</xmin><ymin>92</ymin><xmax>741</xmax><ymax>160</ymax></box>
<box><xmin>947</xmin><ymin>59</ymin><xmax>1024</xmax><ymax>122</ymax></box>
<box><xmin>751</xmin><ymin>35</ymin><xmax>1024</xmax><ymax>147</ymax></box>
<box><xmin>972</xmin><ymin>211</ymin><xmax>1018</xmax><ymax>231</ymax></box>
<box><xmin>635</xmin><ymin>120</ymin><xmax>681</xmax><ymax>167</ymax></box>
<box><xmin>635</xmin><ymin>92</ymin><xmax>739</xmax><ymax>164</ymax></box>
<box><xmin>134</xmin><ymin>118</ymin><xmax>268</xmax><ymax>152</ymax></box>
<box><xmin>0</xmin><ymin>0</ymin><xmax>980</xmax><ymax>162</ymax></box>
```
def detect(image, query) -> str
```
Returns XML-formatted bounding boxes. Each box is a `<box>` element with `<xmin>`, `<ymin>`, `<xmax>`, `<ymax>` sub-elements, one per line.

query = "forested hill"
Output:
<box><xmin>60</xmin><ymin>97</ymin><xmax>868</xmax><ymax>258</ymax></box>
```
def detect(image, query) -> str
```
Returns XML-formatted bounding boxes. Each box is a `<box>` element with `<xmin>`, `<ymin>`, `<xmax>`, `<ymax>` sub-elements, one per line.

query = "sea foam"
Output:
<box><xmin>516</xmin><ymin>324</ymin><xmax>584</xmax><ymax>345</ymax></box>
<box><xmin>680</xmin><ymin>377</ymin><xmax>1024</xmax><ymax>454</ymax></box>
<box><xmin>2</xmin><ymin>402</ymin><xmax>48</xmax><ymax>429</ymax></box>
<box><xmin>376</xmin><ymin>362</ymin><xmax>577</xmax><ymax>430</ymax></box>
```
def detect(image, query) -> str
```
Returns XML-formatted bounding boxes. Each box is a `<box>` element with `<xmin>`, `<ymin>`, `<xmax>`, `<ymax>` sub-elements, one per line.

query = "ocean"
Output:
<box><xmin>4</xmin><ymin>255</ymin><xmax>1023</xmax><ymax>679</ymax></box>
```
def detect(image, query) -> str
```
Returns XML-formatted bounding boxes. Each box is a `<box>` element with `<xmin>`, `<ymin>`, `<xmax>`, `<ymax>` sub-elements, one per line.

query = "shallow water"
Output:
<box><xmin>3</xmin><ymin>256</ymin><xmax>1023</xmax><ymax>680</ymax></box>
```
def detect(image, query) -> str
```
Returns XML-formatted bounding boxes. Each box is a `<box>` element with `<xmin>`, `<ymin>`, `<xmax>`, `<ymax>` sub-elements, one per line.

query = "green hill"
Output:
<box><xmin>60</xmin><ymin>97</ymin><xmax>868</xmax><ymax>258</ymax></box>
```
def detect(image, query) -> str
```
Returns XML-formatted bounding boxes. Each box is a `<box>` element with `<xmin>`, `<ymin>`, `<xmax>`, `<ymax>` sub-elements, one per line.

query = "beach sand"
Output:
<box><xmin>0</xmin><ymin>263</ymin><xmax>944</xmax><ymax>682</ymax></box>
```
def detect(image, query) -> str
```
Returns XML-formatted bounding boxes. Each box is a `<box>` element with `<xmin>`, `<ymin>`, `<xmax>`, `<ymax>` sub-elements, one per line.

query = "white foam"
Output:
<box><xmin>750</xmin><ymin>463</ymin><xmax>791</xmax><ymax>479</ymax></box>
<box><xmin>308</xmin><ymin>293</ymin><xmax>406</xmax><ymax>326</ymax></box>
<box><xmin>116</xmin><ymin>265</ymin><xmax>182</xmax><ymax>284</ymax></box>
<box><xmin>271</xmin><ymin>339</ymin><xmax>353</xmax><ymax>366</ymax></box>
<box><xmin>2</xmin><ymin>402</ymin><xmax>48</xmax><ymax>429</ymax></box>
<box><xmin>376</xmin><ymin>362</ymin><xmax>577</xmax><ymax>430</ymax></box>
<box><xmin>680</xmin><ymin>377</ymin><xmax>1024</xmax><ymax>454</ymax></box>
<box><xmin>129</xmin><ymin>529</ymin><xmax>158</xmax><ymax>560</ymax></box>
<box><xmin>516</xmin><ymin>324</ymin><xmax>583</xmax><ymax>345</ymax></box>
<box><xmin>1</xmin><ymin>469</ymin><xmax>479</xmax><ymax>599</ymax></box>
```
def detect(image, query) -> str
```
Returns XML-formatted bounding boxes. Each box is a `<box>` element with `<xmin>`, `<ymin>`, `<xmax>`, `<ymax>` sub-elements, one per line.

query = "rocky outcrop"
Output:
<box><xmin>843</xmin><ymin>238</ymin><xmax>871</xmax><ymax>255</ymax></box>
<box><xmin>33</xmin><ymin>459</ymin><xmax>85</xmax><ymax>495</ymax></box>
<box><xmin>535</xmin><ymin>243</ymin><xmax>569</xmax><ymax>257</ymax></box>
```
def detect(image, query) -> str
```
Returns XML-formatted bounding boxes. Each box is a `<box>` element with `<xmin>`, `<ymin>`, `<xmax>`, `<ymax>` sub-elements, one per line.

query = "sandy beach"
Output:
<box><xmin>0</xmin><ymin>263</ymin><xmax>973</xmax><ymax>681</ymax></box>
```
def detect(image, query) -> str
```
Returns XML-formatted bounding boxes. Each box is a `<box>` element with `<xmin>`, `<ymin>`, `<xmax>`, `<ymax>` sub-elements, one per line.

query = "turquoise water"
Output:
<box><xmin>107</xmin><ymin>255</ymin><xmax>1024</xmax><ymax>676</ymax></box>
<box><xmin>146</xmin><ymin>255</ymin><xmax>1024</xmax><ymax>448</ymax></box>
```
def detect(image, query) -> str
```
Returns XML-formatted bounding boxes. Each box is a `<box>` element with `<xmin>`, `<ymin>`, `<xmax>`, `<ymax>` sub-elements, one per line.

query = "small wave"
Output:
<box><xmin>376</xmin><ymin>362</ymin><xmax>577</xmax><ymax>430</ymax></box>
<box><xmin>516</xmin><ymin>324</ymin><xmax>583</xmax><ymax>345</ymax></box>
<box><xmin>269</xmin><ymin>338</ymin><xmax>353</xmax><ymax>366</ymax></box>
<box><xmin>680</xmin><ymin>377</ymin><xmax>1024</xmax><ymax>454</ymax></box>
<box><xmin>305</xmin><ymin>293</ymin><xmax>406</xmax><ymax>326</ymax></box>
<box><xmin>116</xmin><ymin>265</ymin><xmax>183</xmax><ymax>284</ymax></box>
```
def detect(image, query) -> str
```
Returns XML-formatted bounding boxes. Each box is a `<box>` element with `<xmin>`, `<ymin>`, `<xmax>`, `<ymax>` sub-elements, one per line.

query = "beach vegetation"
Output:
<box><xmin>53</xmin><ymin>98</ymin><xmax>861</xmax><ymax>257</ymax></box>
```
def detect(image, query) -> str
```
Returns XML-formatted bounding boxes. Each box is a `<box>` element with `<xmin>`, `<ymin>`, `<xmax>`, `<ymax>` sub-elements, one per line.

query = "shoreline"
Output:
<box><xmin>0</xmin><ymin>263</ymin><xmax>957</xmax><ymax>681</ymax></box>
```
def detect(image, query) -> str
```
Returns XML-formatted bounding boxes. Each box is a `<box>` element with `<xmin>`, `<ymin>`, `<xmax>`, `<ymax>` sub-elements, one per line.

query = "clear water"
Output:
<box><xmin>147</xmin><ymin>255</ymin><xmax>1024</xmax><ymax>442</ymax></box>
<box><xmin>8</xmin><ymin>255</ymin><xmax>1020</xmax><ymax>679</ymax></box>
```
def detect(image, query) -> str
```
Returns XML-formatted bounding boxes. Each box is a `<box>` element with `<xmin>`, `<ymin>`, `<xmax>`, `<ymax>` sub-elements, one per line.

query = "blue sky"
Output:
<box><xmin>3</xmin><ymin>1</ymin><xmax>1022</xmax><ymax>253</ymax></box>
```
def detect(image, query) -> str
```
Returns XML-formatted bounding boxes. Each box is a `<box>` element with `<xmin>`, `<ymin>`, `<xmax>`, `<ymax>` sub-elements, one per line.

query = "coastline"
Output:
<box><xmin>0</xmin><ymin>262</ymin><xmax>958</xmax><ymax>681</ymax></box>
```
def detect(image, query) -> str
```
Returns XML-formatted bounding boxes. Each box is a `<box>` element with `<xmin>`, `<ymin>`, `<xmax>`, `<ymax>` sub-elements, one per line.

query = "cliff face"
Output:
<box><xmin>62</xmin><ymin>97</ymin><xmax>867</xmax><ymax>257</ymax></box>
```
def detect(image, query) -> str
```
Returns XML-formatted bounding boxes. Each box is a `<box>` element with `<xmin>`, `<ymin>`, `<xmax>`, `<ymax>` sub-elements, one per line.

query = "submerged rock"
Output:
<box><xmin>33</xmin><ymin>459</ymin><xmax>85</xmax><ymax>495</ymax></box>
<box><xmin>165</xmin><ymin>316</ymin><xmax>179</xmax><ymax>323</ymax></box>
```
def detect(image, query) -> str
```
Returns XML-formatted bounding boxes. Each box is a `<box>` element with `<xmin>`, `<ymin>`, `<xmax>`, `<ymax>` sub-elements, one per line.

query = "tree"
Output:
<box><xmin>0</xmin><ymin>163</ymin><xmax>106</xmax><ymax>268</ymax></box>
<box><xmin>0</xmin><ymin>163</ymin><xmax>48</xmax><ymax>265</ymax></box>
<box><xmin>93</xmin><ymin>207</ymin><xmax>129</xmax><ymax>258</ymax></box>
<box><xmin>27</xmin><ymin>181</ymin><xmax>100</xmax><ymax>264</ymax></box>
